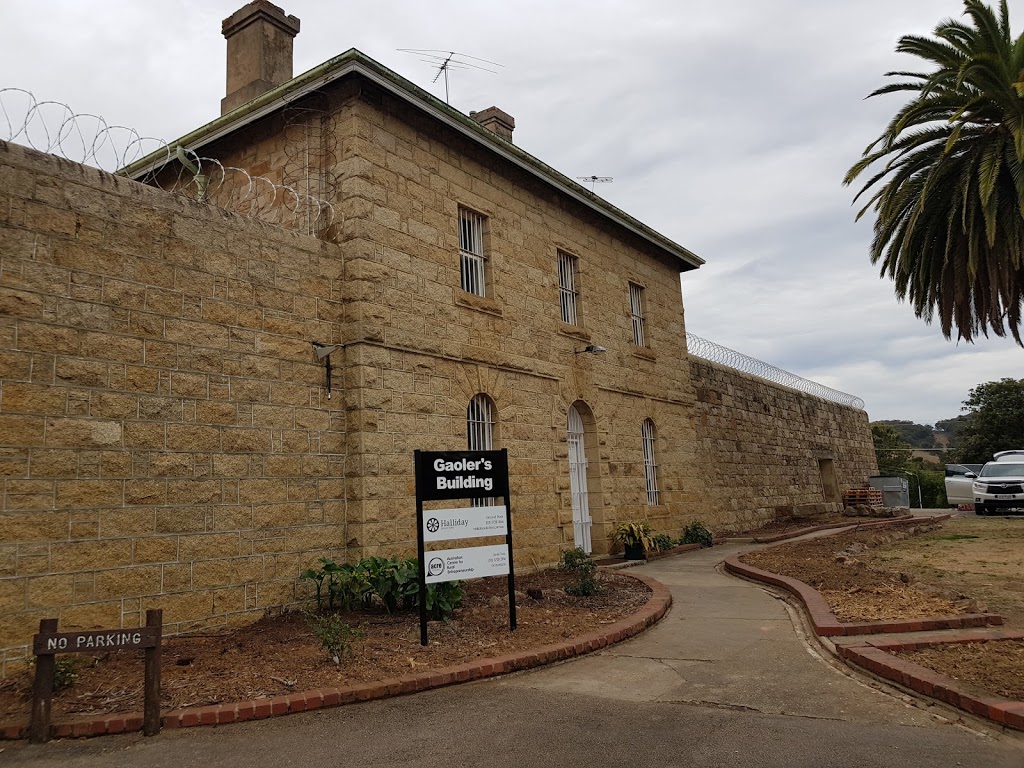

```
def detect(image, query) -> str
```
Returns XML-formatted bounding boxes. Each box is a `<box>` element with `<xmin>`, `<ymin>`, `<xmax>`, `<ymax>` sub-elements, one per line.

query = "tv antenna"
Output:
<box><xmin>397</xmin><ymin>49</ymin><xmax>502</xmax><ymax>104</ymax></box>
<box><xmin>578</xmin><ymin>175</ymin><xmax>613</xmax><ymax>193</ymax></box>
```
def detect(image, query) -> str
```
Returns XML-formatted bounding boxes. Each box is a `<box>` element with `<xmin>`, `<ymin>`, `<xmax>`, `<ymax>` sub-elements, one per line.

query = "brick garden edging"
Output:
<box><xmin>836</xmin><ymin>630</ymin><xmax>1024</xmax><ymax>732</ymax></box>
<box><xmin>747</xmin><ymin>513</ymin><xmax>952</xmax><ymax>545</ymax></box>
<box><xmin>723</xmin><ymin>556</ymin><xmax>1003</xmax><ymax>637</ymax></box>
<box><xmin>0</xmin><ymin>572</ymin><xmax>670</xmax><ymax>741</ymax></box>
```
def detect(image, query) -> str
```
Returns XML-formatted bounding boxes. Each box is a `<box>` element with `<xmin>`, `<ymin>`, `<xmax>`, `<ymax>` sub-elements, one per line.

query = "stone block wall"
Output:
<box><xmin>689</xmin><ymin>358</ymin><xmax>878</xmax><ymax>532</ymax></box>
<box><xmin>0</xmin><ymin>140</ymin><xmax>347</xmax><ymax>675</ymax></box>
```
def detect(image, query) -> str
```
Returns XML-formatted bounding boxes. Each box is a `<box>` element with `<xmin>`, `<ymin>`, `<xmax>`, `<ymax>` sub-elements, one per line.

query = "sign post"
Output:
<box><xmin>414</xmin><ymin>449</ymin><xmax>516</xmax><ymax>646</ymax></box>
<box><xmin>29</xmin><ymin>609</ymin><xmax>163</xmax><ymax>743</ymax></box>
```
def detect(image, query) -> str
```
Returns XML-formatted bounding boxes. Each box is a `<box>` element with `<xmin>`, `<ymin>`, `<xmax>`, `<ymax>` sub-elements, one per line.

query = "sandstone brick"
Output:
<box><xmin>26</xmin><ymin>574</ymin><xmax>75</xmax><ymax>608</ymax></box>
<box><xmin>133</xmin><ymin>536</ymin><xmax>178</xmax><ymax>564</ymax></box>
<box><xmin>50</xmin><ymin>539</ymin><xmax>132</xmax><ymax>571</ymax></box>
<box><xmin>1</xmin><ymin>382</ymin><xmax>67</xmax><ymax>415</ymax></box>
<box><xmin>55</xmin><ymin>358</ymin><xmax>107</xmax><ymax>387</ymax></box>
<box><xmin>55</xmin><ymin>480</ymin><xmax>123</xmax><ymax>508</ymax></box>
<box><xmin>178</xmin><ymin>533</ymin><xmax>240</xmax><ymax>560</ymax></box>
<box><xmin>94</xmin><ymin>566</ymin><xmax>162</xmax><ymax>600</ymax></box>
<box><xmin>46</xmin><ymin>418</ymin><xmax>122</xmax><ymax>448</ymax></box>
<box><xmin>0</xmin><ymin>415</ymin><xmax>47</xmax><ymax>447</ymax></box>
<box><xmin>166</xmin><ymin>424</ymin><xmax>220</xmax><ymax>451</ymax></box>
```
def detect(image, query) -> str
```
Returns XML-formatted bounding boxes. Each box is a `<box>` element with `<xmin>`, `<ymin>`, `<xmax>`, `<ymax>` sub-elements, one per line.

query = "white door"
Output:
<box><xmin>567</xmin><ymin>405</ymin><xmax>592</xmax><ymax>553</ymax></box>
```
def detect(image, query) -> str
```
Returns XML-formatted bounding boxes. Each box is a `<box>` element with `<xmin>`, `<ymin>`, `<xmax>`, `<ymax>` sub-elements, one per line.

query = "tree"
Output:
<box><xmin>871</xmin><ymin>424</ymin><xmax>912</xmax><ymax>475</ymax></box>
<box><xmin>871</xmin><ymin>419</ymin><xmax>936</xmax><ymax>448</ymax></box>
<box><xmin>844</xmin><ymin>0</ymin><xmax>1024</xmax><ymax>346</ymax></box>
<box><xmin>952</xmin><ymin>377</ymin><xmax>1024</xmax><ymax>462</ymax></box>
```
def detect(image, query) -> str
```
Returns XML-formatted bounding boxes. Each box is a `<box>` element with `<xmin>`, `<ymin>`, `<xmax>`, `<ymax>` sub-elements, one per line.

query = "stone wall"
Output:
<box><xmin>689</xmin><ymin>358</ymin><xmax>878</xmax><ymax>532</ymax></box>
<box><xmin>0</xmin><ymin>140</ymin><xmax>348</xmax><ymax>675</ymax></box>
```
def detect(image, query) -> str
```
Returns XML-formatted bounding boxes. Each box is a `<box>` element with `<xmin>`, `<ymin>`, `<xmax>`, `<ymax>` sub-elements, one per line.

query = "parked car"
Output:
<box><xmin>944</xmin><ymin>463</ymin><xmax>983</xmax><ymax>507</ymax></box>
<box><xmin>973</xmin><ymin>458</ymin><xmax>1024</xmax><ymax>515</ymax></box>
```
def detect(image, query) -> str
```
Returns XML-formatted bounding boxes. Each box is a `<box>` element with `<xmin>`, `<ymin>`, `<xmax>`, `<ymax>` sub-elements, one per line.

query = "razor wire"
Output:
<box><xmin>686</xmin><ymin>333</ymin><xmax>866</xmax><ymax>410</ymax></box>
<box><xmin>0</xmin><ymin>88</ymin><xmax>336</xmax><ymax>237</ymax></box>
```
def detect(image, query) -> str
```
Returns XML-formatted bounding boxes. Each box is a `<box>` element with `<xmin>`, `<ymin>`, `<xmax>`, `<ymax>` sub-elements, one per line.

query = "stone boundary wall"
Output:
<box><xmin>688</xmin><ymin>358</ymin><xmax>877</xmax><ymax>532</ymax></box>
<box><xmin>0</xmin><ymin>141</ymin><xmax>347</xmax><ymax>675</ymax></box>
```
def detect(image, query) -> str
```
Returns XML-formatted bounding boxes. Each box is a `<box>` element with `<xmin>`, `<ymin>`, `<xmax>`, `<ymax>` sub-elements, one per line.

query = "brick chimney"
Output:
<box><xmin>221</xmin><ymin>1</ymin><xmax>301</xmax><ymax>115</ymax></box>
<box><xmin>470</xmin><ymin>107</ymin><xmax>515</xmax><ymax>142</ymax></box>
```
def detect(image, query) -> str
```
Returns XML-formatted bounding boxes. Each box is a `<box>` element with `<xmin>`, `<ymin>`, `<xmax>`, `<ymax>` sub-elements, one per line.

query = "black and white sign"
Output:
<box><xmin>422</xmin><ymin>504</ymin><xmax>508</xmax><ymax>543</ymax></box>
<box><xmin>424</xmin><ymin>544</ymin><xmax>510</xmax><ymax>584</ymax></box>
<box><xmin>414</xmin><ymin>449</ymin><xmax>516</xmax><ymax>645</ymax></box>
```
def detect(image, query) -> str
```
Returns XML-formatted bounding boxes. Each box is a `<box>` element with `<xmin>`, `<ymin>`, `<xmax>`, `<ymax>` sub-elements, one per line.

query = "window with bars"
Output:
<box><xmin>642</xmin><ymin>418</ymin><xmax>659</xmax><ymax>505</ymax></box>
<box><xmin>557</xmin><ymin>251</ymin><xmax>579</xmax><ymax>325</ymax></box>
<box><xmin>459</xmin><ymin>208</ymin><xmax>487</xmax><ymax>297</ymax></box>
<box><xmin>629</xmin><ymin>282</ymin><xmax>646</xmax><ymax>346</ymax></box>
<box><xmin>467</xmin><ymin>393</ymin><xmax>495</xmax><ymax>506</ymax></box>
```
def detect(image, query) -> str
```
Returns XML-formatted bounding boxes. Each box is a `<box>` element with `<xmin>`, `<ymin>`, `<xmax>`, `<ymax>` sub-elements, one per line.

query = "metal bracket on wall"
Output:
<box><xmin>311</xmin><ymin>342</ymin><xmax>342</xmax><ymax>400</ymax></box>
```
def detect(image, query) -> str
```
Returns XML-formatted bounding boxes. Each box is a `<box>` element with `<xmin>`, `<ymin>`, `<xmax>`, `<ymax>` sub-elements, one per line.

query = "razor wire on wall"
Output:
<box><xmin>686</xmin><ymin>333</ymin><xmax>866</xmax><ymax>410</ymax></box>
<box><xmin>0</xmin><ymin>88</ymin><xmax>336</xmax><ymax>237</ymax></box>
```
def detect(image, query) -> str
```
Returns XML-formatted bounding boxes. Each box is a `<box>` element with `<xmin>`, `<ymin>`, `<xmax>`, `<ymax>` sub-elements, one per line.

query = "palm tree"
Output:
<box><xmin>845</xmin><ymin>0</ymin><xmax>1024</xmax><ymax>346</ymax></box>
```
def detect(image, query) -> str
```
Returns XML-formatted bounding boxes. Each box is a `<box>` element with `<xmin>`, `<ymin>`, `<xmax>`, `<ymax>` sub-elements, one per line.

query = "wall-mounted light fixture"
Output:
<box><xmin>574</xmin><ymin>344</ymin><xmax>607</xmax><ymax>355</ymax></box>
<box><xmin>311</xmin><ymin>342</ymin><xmax>342</xmax><ymax>400</ymax></box>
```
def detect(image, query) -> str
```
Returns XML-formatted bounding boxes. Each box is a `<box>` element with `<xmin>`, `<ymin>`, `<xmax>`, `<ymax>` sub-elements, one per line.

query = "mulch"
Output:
<box><xmin>0</xmin><ymin>569</ymin><xmax>648</xmax><ymax>726</ymax></box>
<box><xmin>897</xmin><ymin>640</ymin><xmax>1024</xmax><ymax>701</ymax></box>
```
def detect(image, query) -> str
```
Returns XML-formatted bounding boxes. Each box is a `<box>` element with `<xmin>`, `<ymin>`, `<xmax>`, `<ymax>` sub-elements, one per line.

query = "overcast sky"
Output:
<box><xmin>2</xmin><ymin>0</ymin><xmax>1022</xmax><ymax>426</ymax></box>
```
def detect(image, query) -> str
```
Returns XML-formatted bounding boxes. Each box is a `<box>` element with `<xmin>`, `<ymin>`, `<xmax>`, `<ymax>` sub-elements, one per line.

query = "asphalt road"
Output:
<box><xmin>4</xmin><ymin>537</ymin><xmax>1023</xmax><ymax>768</ymax></box>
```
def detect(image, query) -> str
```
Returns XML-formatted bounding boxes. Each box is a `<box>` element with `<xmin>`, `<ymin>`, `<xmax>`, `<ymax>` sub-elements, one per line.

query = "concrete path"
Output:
<box><xmin>5</xmin><ymin>543</ymin><xmax>1023</xmax><ymax>768</ymax></box>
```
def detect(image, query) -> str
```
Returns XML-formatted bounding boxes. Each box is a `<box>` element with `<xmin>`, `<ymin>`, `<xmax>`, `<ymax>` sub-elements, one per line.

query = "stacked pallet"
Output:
<box><xmin>842</xmin><ymin>487</ymin><xmax>883</xmax><ymax>508</ymax></box>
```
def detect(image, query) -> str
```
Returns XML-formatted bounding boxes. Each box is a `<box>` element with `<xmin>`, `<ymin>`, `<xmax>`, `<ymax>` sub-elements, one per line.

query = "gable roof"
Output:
<box><xmin>125</xmin><ymin>48</ymin><xmax>704</xmax><ymax>272</ymax></box>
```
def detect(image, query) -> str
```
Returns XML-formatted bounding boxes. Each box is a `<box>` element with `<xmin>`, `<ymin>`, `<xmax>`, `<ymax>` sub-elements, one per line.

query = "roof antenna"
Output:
<box><xmin>578</xmin><ymin>176</ymin><xmax>613</xmax><ymax>193</ymax></box>
<box><xmin>397</xmin><ymin>49</ymin><xmax>502</xmax><ymax>105</ymax></box>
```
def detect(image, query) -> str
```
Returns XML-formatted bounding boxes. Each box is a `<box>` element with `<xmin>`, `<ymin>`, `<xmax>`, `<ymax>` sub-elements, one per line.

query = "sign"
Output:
<box><xmin>414</xmin><ymin>449</ymin><xmax>516</xmax><ymax>646</ymax></box>
<box><xmin>424</xmin><ymin>544</ymin><xmax>510</xmax><ymax>584</ymax></box>
<box><xmin>29</xmin><ymin>611</ymin><xmax>163</xmax><ymax>743</ymax></box>
<box><xmin>422</xmin><ymin>504</ymin><xmax>508</xmax><ymax>543</ymax></box>
<box><xmin>416</xmin><ymin>450</ymin><xmax>510</xmax><ymax>502</ymax></box>
<box><xmin>33</xmin><ymin>626</ymin><xmax>159</xmax><ymax>655</ymax></box>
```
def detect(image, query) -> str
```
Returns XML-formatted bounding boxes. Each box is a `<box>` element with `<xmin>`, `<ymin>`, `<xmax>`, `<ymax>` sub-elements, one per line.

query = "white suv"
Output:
<box><xmin>973</xmin><ymin>455</ymin><xmax>1024</xmax><ymax>515</ymax></box>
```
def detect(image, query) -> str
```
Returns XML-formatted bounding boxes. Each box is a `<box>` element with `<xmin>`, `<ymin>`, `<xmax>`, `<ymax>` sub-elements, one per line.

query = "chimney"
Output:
<box><xmin>221</xmin><ymin>1</ymin><xmax>301</xmax><ymax>115</ymax></box>
<box><xmin>470</xmin><ymin>107</ymin><xmax>515</xmax><ymax>142</ymax></box>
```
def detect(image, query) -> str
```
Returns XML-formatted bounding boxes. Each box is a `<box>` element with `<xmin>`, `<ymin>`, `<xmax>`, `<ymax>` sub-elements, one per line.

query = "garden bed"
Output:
<box><xmin>737</xmin><ymin>523</ymin><xmax>973</xmax><ymax>622</ymax></box>
<box><xmin>0</xmin><ymin>569</ymin><xmax>648</xmax><ymax>727</ymax></box>
<box><xmin>897</xmin><ymin>639</ymin><xmax>1024</xmax><ymax>701</ymax></box>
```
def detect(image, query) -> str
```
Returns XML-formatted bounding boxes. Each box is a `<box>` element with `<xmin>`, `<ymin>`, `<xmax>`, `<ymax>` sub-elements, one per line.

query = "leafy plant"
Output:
<box><xmin>560</xmin><ymin>547</ymin><xmax>603</xmax><ymax>596</ymax></box>
<box><xmin>613</xmin><ymin>520</ymin><xmax>655</xmax><ymax>551</ymax></box>
<box><xmin>304</xmin><ymin>610</ymin><xmax>362</xmax><ymax>664</ymax></box>
<box><xmin>681</xmin><ymin>521</ymin><xmax>713</xmax><ymax>548</ymax></box>
<box><xmin>53</xmin><ymin>657</ymin><xmax>80</xmax><ymax>691</ymax></box>
<box><xmin>299</xmin><ymin>566</ymin><xmax>328</xmax><ymax>610</ymax></box>
<box><xmin>425</xmin><ymin>581</ymin><xmax>464</xmax><ymax>621</ymax></box>
<box><xmin>651</xmin><ymin>534</ymin><xmax>674</xmax><ymax>552</ymax></box>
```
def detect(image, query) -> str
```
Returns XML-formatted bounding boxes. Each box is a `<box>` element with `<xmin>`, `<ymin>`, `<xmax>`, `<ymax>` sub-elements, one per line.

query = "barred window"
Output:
<box><xmin>642</xmin><ymin>418</ymin><xmax>659</xmax><ymax>505</ymax></box>
<box><xmin>557</xmin><ymin>251</ymin><xmax>579</xmax><ymax>325</ymax></box>
<box><xmin>629</xmin><ymin>282</ymin><xmax>646</xmax><ymax>346</ymax></box>
<box><xmin>459</xmin><ymin>208</ymin><xmax>487</xmax><ymax>297</ymax></box>
<box><xmin>468</xmin><ymin>394</ymin><xmax>495</xmax><ymax>506</ymax></box>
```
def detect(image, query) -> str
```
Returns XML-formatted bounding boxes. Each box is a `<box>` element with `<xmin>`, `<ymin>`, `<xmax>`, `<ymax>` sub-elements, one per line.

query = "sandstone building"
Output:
<box><xmin>0</xmin><ymin>1</ymin><xmax>876</xmax><ymax>672</ymax></box>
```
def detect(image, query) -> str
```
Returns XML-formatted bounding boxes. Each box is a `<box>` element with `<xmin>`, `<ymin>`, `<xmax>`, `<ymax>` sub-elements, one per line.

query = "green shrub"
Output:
<box><xmin>559</xmin><ymin>547</ymin><xmax>603</xmax><ymax>596</ymax></box>
<box><xmin>304</xmin><ymin>610</ymin><xmax>362</xmax><ymax>664</ymax></box>
<box><xmin>53</xmin><ymin>657</ymin><xmax>80</xmax><ymax>691</ymax></box>
<box><xmin>651</xmin><ymin>534</ymin><xmax>674</xmax><ymax>552</ymax></box>
<box><xmin>425</xmin><ymin>581</ymin><xmax>465</xmax><ymax>620</ymax></box>
<box><xmin>681</xmin><ymin>521</ymin><xmax>713</xmax><ymax>548</ymax></box>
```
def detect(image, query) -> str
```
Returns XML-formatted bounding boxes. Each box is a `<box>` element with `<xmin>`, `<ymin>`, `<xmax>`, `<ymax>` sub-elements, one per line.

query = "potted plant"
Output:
<box><xmin>614</xmin><ymin>520</ymin><xmax>655</xmax><ymax>560</ymax></box>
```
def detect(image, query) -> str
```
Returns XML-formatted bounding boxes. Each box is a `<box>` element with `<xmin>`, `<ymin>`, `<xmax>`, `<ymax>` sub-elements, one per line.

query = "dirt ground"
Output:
<box><xmin>738</xmin><ymin>524</ymin><xmax>967</xmax><ymax>621</ymax></box>
<box><xmin>731</xmin><ymin>513</ymin><xmax>852</xmax><ymax>537</ymax></box>
<box><xmin>740</xmin><ymin>517</ymin><xmax>1024</xmax><ymax>703</ymax></box>
<box><xmin>899</xmin><ymin>640</ymin><xmax>1024</xmax><ymax>701</ymax></box>
<box><xmin>861</xmin><ymin>517</ymin><xmax>1024</xmax><ymax>628</ymax></box>
<box><xmin>0</xmin><ymin>569</ymin><xmax>648</xmax><ymax>726</ymax></box>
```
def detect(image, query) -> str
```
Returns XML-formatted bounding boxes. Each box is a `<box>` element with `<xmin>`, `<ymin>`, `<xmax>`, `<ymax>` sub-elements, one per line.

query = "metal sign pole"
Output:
<box><xmin>414</xmin><ymin>450</ymin><xmax>429</xmax><ymax>646</ymax></box>
<box><xmin>502</xmin><ymin>449</ymin><xmax>517</xmax><ymax>631</ymax></box>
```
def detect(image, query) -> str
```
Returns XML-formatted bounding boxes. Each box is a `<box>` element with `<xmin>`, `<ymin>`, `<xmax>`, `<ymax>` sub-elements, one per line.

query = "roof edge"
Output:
<box><xmin>125</xmin><ymin>48</ymin><xmax>704</xmax><ymax>271</ymax></box>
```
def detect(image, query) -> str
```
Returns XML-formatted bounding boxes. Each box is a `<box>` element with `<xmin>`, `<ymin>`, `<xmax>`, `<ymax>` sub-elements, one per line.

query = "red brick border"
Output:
<box><xmin>836</xmin><ymin>632</ymin><xmax>1024</xmax><ymax>731</ymax></box>
<box><xmin>723</xmin><ymin>555</ymin><xmax>1002</xmax><ymax>637</ymax></box>
<box><xmin>0</xmin><ymin>572</ymin><xmax>670</xmax><ymax>740</ymax></box>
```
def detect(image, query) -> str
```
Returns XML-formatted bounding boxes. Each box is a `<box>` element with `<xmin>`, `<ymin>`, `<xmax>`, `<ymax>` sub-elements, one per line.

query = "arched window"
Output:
<box><xmin>642</xmin><ymin>418</ymin><xmax>659</xmax><ymax>505</ymax></box>
<box><xmin>468</xmin><ymin>394</ymin><xmax>496</xmax><ymax>506</ymax></box>
<box><xmin>467</xmin><ymin>394</ymin><xmax>495</xmax><ymax>451</ymax></box>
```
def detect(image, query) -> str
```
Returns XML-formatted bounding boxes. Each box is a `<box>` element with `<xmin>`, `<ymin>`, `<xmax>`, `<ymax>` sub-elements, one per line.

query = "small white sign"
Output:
<box><xmin>422</xmin><ymin>505</ymin><xmax>507</xmax><ymax>543</ymax></box>
<box><xmin>424</xmin><ymin>544</ymin><xmax>510</xmax><ymax>584</ymax></box>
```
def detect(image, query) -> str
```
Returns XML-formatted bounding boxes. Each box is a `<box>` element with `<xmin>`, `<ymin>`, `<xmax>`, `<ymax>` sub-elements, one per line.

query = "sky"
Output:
<box><xmin>1</xmin><ymin>0</ymin><xmax>1022</xmax><ymax>426</ymax></box>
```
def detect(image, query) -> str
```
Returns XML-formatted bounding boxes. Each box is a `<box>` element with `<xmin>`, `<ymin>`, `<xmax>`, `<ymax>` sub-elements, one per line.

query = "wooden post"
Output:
<box><xmin>143</xmin><ymin>609</ymin><xmax>162</xmax><ymax>736</ymax></box>
<box><xmin>28</xmin><ymin>618</ymin><xmax>58</xmax><ymax>744</ymax></box>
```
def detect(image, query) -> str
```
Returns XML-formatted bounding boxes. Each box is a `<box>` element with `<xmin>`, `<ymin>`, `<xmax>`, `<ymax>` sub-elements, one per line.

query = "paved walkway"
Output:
<box><xmin>5</xmin><ymin>542</ymin><xmax>1023</xmax><ymax>767</ymax></box>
